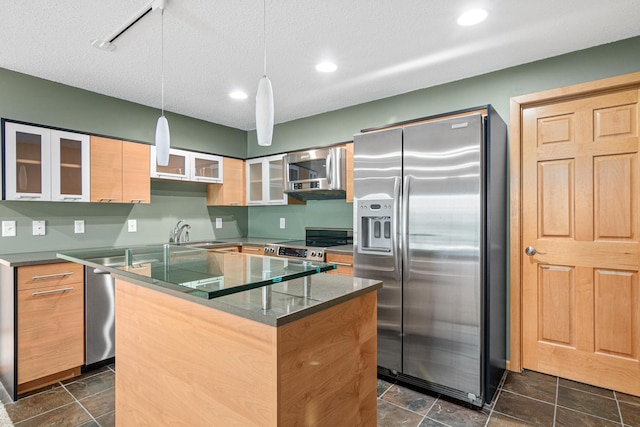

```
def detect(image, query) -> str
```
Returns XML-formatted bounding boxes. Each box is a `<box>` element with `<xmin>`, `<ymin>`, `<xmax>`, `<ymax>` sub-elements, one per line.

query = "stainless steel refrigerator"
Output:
<box><xmin>353</xmin><ymin>106</ymin><xmax>506</xmax><ymax>406</ymax></box>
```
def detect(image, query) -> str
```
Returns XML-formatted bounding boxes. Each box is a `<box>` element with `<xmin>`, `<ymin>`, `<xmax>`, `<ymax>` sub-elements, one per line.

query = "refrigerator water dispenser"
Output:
<box><xmin>358</xmin><ymin>200</ymin><xmax>393</xmax><ymax>255</ymax></box>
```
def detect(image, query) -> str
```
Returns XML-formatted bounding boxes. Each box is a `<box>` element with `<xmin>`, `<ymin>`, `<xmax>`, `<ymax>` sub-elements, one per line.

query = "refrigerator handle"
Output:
<box><xmin>326</xmin><ymin>151</ymin><xmax>332</xmax><ymax>188</ymax></box>
<box><xmin>393</xmin><ymin>176</ymin><xmax>402</xmax><ymax>281</ymax></box>
<box><xmin>402</xmin><ymin>175</ymin><xmax>411</xmax><ymax>280</ymax></box>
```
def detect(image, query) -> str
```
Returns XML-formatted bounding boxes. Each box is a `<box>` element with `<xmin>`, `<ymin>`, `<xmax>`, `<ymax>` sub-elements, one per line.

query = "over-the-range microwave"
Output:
<box><xmin>283</xmin><ymin>146</ymin><xmax>346</xmax><ymax>201</ymax></box>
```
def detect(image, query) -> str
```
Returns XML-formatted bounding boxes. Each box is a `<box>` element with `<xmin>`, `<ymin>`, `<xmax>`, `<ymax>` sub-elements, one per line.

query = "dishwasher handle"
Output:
<box><xmin>92</xmin><ymin>268</ymin><xmax>111</xmax><ymax>275</ymax></box>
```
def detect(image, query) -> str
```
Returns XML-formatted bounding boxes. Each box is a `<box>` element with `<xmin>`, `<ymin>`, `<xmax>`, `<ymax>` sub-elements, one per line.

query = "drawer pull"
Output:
<box><xmin>99</xmin><ymin>198</ymin><xmax>117</xmax><ymax>202</ymax></box>
<box><xmin>332</xmin><ymin>262</ymin><xmax>353</xmax><ymax>267</ymax></box>
<box><xmin>243</xmin><ymin>247</ymin><xmax>260</xmax><ymax>252</ymax></box>
<box><xmin>32</xmin><ymin>287</ymin><xmax>74</xmax><ymax>296</ymax></box>
<box><xmin>32</xmin><ymin>272</ymin><xmax>75</xmax><ymax>280</ymax></box>
<box><xmin>130</xmin><ymin>199</ymin><xmax>146</xmax><ymax>203</ymax></box>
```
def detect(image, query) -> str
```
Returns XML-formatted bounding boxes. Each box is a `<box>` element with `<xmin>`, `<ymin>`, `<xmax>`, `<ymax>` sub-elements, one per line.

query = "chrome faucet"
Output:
<box><xmin>173</xmin><ymin>220</ymin><xmax>191</xmax><ymax>244</ymax></box>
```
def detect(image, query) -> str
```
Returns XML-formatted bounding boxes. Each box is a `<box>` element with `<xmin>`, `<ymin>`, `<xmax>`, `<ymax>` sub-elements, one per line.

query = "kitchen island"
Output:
<box><xmin>58</xmin><ymin>245</ymin><xmax>380</xmax><ymax>427</ymax></box>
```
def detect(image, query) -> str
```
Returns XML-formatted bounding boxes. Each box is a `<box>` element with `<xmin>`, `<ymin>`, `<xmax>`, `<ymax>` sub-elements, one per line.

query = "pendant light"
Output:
<box><xmin>256</xmin><ymin>0</ymin><xmax>274</xmax><ymax>147</ymax></box>
<box><xmin>155</xmin><ymin>0</ymin><xmax>170</xmax><ymax>165</ymax></box>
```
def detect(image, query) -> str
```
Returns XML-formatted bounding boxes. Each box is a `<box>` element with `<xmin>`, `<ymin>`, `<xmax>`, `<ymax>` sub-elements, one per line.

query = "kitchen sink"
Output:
<box><xmin>178</xmin><ymin>241</ymin><xmax>229</xmax><ymax>249</ymax></box>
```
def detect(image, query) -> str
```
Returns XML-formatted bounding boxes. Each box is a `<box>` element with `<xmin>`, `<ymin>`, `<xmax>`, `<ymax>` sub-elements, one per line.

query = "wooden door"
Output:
<box><xmin>90</xmin><ymin>136</ymin><xmax>123</xmax><ymax>202</ymax></box>
<box><xmin>123</xmin><ymin>141</ymin><xmax>150</xmax><ymax>204</ymax></box>
<box><xmin>522</xmin><ymin>88</ymin><xmax>640</xmax><ymax>395</ymax></box>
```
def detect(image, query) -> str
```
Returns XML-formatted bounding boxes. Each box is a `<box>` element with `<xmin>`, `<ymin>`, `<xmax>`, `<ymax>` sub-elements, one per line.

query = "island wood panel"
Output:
<box><xmin>115</xmin><ymin>279</ymin><xmax>279</xmax><ymax>426</ymax></box>
<box><xmin>122</xmin><ymin>141</ymin><xmax>150</xmax><ymax>203</ymax></box>
<box><xmin>277</xmin><ymin>291</ymin><xmax>377</xmax><ymax>426</ymax></box>
<box><xmin>115</xmin><ymin>278</ymin><xmax>378</xmax><ymax>426</ymax></box>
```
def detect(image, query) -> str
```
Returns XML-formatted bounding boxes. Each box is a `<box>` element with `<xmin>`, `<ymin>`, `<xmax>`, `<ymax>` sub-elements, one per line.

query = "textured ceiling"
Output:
<box><xmin>1</xmin><ymin>0</ymin><xmax>639</xmax><ymax>130</ymax></box>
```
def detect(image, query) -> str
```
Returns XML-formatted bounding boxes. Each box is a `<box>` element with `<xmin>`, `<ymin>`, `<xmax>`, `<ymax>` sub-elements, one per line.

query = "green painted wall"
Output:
<box><xmin>0</xmin><ymin>182</ymin><xmax>248</xmax><ymax>254</ymax></box>
<box><xmin>0</xmin><ymin>68</ymin><xmax>246</xmax><ymax>157</ymax></box>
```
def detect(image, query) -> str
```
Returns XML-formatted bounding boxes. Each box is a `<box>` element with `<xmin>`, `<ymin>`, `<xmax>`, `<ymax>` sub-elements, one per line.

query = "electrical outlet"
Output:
<box><xmin>74</xmin><ymin>220</ymin><xmax>85</xmax><ymax>234</ymax></box>
<box><xmin>279</xmin><ymin>218</ymin><xmax>286</xmax><ymax>229</ymax></box>
<box><xmin>2</xmin><ymin>221</ymin><xmax>16</xmax><ymax>237</ymax></box>
<box><xmin>32</xmin><ymin>220</ymin><xmax>46</xmax><ymax>236</ymax></box>
<box><xmin>215</xmin><ymin>218</ymin><xmax>222</xmax><ymax>229</ymax></box>
<box><xmin>128</xmin><ymin>219</ymin><xmax>137</xmax><ymax>232</ymax></box>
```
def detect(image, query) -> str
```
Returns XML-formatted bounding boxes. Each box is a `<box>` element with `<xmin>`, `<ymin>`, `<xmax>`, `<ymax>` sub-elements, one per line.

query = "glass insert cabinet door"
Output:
<box><xmin>190</xmin><ymin>153</ymin><xmax>223</xmax><ymax>183</ymax></box>
<box><xmin>245</xmin><ymin>154</ymin><xmax>287</xmax><ymax>205</ymax></box>
<box><xmin>5</xmin><ymin>122</ymin><xmax>51</xmax><ymax>201</ymax></box>
<box><xmin>4</xmin><ymin>123</ymin><xmax>90</xmax><ymax>202</ymax></box>
<box><xmin>150</xmin><ymin>147</ymin><xmax>189</xmax><ymax>180</ymax></box>
<box><xmin>246</xmin><ymin>158</ymin><xmax>264</xmax><ymax>205</ymax></box>
<box><xmin>51</xmin><ymin>130</ymin><xmax>90</xmax><ymax>202</ymax></box>
<box><xmin>267</xmin><ymin>154</ymin><xmax>286</xmax><ymax>204</ymax></box>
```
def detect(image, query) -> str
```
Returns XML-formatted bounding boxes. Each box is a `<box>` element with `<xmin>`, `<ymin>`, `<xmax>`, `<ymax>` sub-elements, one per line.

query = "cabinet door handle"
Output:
<box><xmin>18</xmin><ymin>195</ymin><xmax>40</xmax><ymax>200</ymax></box>
<box><xmin>99</xmin><ymin>198</ymin><xmax>116</xmax><ymax>202</ymax></box>
<box><xmin>243</xmin><ymin>247</ymin><xmax>260</xmax><ymax>252</ymax></box>
<box><xmin>331</xmin><ymin>262</ymin><xmax>353</xmax><ymax>267</ymax></box>
<box><xmin>32</xmin><ymin>287</ymin><xmax>74</xmax><ymax>296</ymax></box>
<box><xmin>32</xmin><ymin>272</ymin><xmax>75</xmax><ymax>280</ymax></box>
<box><xmin>229</xmin><ymin>202</ymin><xmax>240</xmax><ymax>206</ymax></box>
<box><xmin>130</xmin><ymin>199</ymin><xmax>146</xmax><ymax>203</ymax></box>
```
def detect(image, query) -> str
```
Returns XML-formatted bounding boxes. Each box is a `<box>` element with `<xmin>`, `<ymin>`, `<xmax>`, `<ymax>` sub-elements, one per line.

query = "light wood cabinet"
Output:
<box><xmin>17</xmin><ymin>262</ymin><xmax>84</xmax><ymax>392</ymax></box>
<box><xmin>240</xmin><ymin>245</ymin><xmax>265</xmax><ymax>256</ymax></box>
<box><xmin>207</xmin><ymin>157</ymin><xmax>245</xmax><ymax>206</ymax></box>
<box><xmin>325</xmin><ymin>253</ymin><xmax>353</xmax><ymax>276</ymax></box>
<box><xmin>90</xmin><ymin>136</ymin><xmax>150</xmax><ymax>203</ymax></box>
<box><xmin>5</xmin><ymin>123</ymin><xmax>90</xmax><ymax>202</ymax></box>
<box><xmin>123</xmin><ymin>142</ymin><xmax>151</xmax><ymax>203</ymax></box>
<box><xmin>345</xmin><ymin>142</ymin><xmax>353</xmax><ymax>203</ymax></box>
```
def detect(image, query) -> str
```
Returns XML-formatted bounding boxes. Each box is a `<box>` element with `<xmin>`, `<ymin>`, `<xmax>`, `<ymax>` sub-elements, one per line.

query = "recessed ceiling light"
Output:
<box><xmin>316</xmin><ymin>62</ymin><xmax>337</xmax><ymax>73</ymax></box>
<box><xmin>457</xmin><ymin>9</ymin><xmax>488</xmax><ymax>26</ymax></box>
<box><xmin>229</xmin><ymin>90</ymin><xmax>248</xmax><ymax>100</ymax></box>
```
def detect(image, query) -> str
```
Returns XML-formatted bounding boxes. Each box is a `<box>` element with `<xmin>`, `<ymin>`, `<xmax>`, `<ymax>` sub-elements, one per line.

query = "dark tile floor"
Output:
<box><xmin>2</xmin><ymin>367</ymin><xmax>640</xmax><ymax>426</ymax></box>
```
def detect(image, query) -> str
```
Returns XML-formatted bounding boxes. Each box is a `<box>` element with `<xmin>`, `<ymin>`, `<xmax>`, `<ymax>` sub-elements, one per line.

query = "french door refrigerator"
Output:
<box><xmin>353</xmin><ymin>106</ymin><xmax>506</xmax><ymax>406</ymax></box>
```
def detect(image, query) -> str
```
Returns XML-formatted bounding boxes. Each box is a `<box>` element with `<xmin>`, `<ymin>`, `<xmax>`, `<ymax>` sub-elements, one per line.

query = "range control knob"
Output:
<box><xmin>310</xmin><ymin>252</ymin><xmax>316</xmax><ymax>257</ymax></box>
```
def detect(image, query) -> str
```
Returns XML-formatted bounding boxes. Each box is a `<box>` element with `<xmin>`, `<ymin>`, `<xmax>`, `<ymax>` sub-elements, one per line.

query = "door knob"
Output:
<box><xmin>525</xmin><ymin>246</ymin><xmax>545</xmax><ymax>256</ymax></box>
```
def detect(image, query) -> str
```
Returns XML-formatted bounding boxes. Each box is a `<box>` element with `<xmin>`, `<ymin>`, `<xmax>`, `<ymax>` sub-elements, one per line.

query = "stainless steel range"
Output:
<box><xmin>264</xmin><ymin>228</ymin><xmax>352</xmax><ymax>261</ymax></box>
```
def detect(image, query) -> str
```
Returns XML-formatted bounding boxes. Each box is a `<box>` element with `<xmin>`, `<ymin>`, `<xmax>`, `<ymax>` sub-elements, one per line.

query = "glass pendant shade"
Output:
<box><xmin>155</xmin><ymin>115</ymin><xmax>170</xmax><ymax>166</ymax></box>
<box><xmin>256</xmin><ymin>75</ymin><xmax>274</xmax><ymax>147</ymax></box>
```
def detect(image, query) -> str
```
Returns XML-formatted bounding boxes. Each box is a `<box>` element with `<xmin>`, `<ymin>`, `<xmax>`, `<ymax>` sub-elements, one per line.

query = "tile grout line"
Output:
<box><xmin>613</xmin><ymin>390</ymin><xmax>624</xmax><ymax>426</ymax></box>
<box><xmin>59</xmin><ymin>381</ymin><xmax>100</xmax><ymax>427</ymax></box>
<box><xmin>552</xmin><ymin>376</ymin><xmax>558</xmax><ymax>427</ymax></box>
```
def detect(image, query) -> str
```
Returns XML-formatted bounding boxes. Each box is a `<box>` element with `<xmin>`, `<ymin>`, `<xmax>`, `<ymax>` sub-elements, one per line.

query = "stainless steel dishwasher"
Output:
<box><xmin>85</xmin><ymin>266</ymin><xmax>115</xmax><ymax>367</ymax></box>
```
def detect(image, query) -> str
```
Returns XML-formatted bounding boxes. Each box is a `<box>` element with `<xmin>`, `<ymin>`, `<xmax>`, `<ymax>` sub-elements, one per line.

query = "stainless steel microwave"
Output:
<box><xmin>283</xmin><ymin>147</ymin><xmax>346</xmax><ymax>200</ymax></box>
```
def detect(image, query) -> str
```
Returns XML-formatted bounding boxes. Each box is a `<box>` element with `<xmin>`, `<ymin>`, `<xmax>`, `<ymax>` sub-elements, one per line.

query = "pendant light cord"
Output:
<box><xmin>161</xmin><ymin>8</ymin><xmax>165</xmax><ymax>117</ymax></box>
<box><xmin>263</xmin><ymin>0</ymin><xmax>267</xmax><ymax>77</ymax></box>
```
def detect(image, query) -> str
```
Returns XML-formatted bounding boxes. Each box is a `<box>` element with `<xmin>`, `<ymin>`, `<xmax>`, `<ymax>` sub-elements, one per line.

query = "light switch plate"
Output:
<box><xmin>2</xmin><ymin>220</ymin><xmax>16</xmax><ymax>237</ymax></box>
<box><xmin>128</xmin><ymin>219</ymin><xmax>137</xmax><ymax>232</ymax></box>
<box><xmin>32</xmin><ymin>220</ymin><xmax>46</xmax><ymax>236</ymax></box>
<box><xmin>279</xmin><ymin>218</ymin><xmax>286</xmax><ymax>229</ymax></box>
<box><xmin>215</xmin><ymin>218</ymin><xmax>222</xmax><ymax>229</ymax></box>
<box><xmin>74</xmin><ymin>220</ymin><xmax>85</xmax><ymax>234</ymax></box>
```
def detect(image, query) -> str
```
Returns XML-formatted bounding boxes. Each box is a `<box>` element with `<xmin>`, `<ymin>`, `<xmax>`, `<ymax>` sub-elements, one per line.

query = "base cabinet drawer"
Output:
<box><xmin>326</xmin><ymin>253</ymin><xmax>353</xmax><ymax>276</ymax></box>
<box><xmin>17</xmin><ymin>279</ymin><xmax>84</xmax><ymax>385</ymax></box>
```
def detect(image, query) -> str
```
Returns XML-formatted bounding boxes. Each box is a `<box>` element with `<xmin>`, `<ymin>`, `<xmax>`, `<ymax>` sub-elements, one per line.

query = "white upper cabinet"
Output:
<box><xmin>4</xmin><ymin>123</ymin><xmax>90</xmax><ymax>202</ymax></box>
<box><xmin>246</xmin><ymin>154</ymin><xmax>287</xmax><ymax>205</ymax></box>
<box><xmin>150</xmin><ymin>147</ymin><xmax>223</xmax><ymax>183</ymax></box>
<box><xmin>50</xmin><ymin>130</ymin><xmax>90</xmax><ymax>202</ymax></box>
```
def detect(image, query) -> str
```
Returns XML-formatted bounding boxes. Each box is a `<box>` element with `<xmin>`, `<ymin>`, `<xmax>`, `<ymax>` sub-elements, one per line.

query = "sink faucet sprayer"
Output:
<box><xmin>172</xmin><ymin>220</ymin><xmax>191</xmax><ymax>244</ymax></box>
